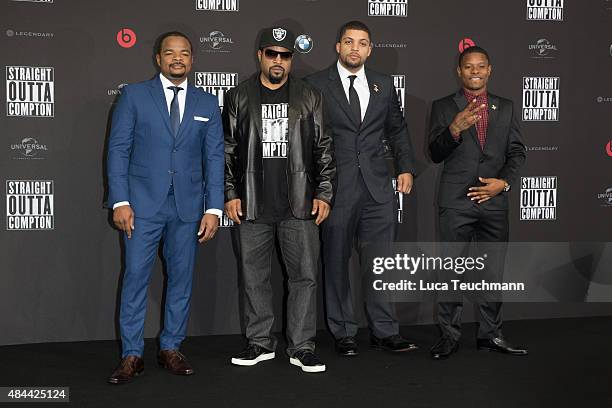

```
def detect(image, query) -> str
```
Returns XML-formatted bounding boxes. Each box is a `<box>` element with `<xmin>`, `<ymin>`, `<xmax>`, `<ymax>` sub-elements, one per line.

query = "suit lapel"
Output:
<box><xmin>361</xmin><ymin>68</ymin><xmax>380</xmax><ymax>128</ymax></box>
<box><xmin>453</xmin><ymin>90</ymin><xmax>480</xmax><ymax>150</ymax></box>
<box><xmin>483</xmin><ymin>93</ymin><xmax>500</xmax><ymax>153</ymax></box>
<box><xmin>326</xmin><ymin>65</ymin><xmax>359</xmax><ymax>129</ymax></box>
<box><xmin>149</xmin><ymin>77</ymin><xmax>173</xmax><ymax>136</ymax></box>
<box><xmin>176</xmin><ymin>84</ymin><xmax>197</xmax><ymax>140</ymax></box>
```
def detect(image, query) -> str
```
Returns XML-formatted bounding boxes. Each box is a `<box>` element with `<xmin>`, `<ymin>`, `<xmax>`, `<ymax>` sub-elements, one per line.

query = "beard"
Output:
<box><xmin>340</xmin><ymin>54</ymin><xmax>363</xmax><ymax>69</ymax></box>
<box><xmin>267</xmin><ymin>66</ymin><xmax>285</xmax><ymax>84</ymax></box>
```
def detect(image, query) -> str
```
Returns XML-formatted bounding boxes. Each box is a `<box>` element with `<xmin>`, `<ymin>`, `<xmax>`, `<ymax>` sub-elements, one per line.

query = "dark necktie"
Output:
<box><xmin>348</xmin><ymin>75</ymin><xmax>361</xmax><ymax>126</ymax></box>
<box><xmin>168</xmin><ymin>86</ymin><xmax>183</xmax><ymax>137</ymax></box>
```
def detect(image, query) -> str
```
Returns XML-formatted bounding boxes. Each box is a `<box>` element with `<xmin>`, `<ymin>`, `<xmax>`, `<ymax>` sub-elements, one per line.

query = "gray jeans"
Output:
<box><xmin>238</xmin><ymin>218</ymin><xmax>319</xmax><ymax>357</ymax></box>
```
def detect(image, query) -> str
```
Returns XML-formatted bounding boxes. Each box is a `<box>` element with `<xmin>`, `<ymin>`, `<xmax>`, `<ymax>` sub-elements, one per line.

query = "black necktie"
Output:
<box><xmin>348</xmin><ymin>75</ymin><xmax>361</xmax><ymax>126</ymax></box>
<box><xmin>168</xmin><ymin>86</ymin><xmax>183</xmax><ymax>137</ymax></box>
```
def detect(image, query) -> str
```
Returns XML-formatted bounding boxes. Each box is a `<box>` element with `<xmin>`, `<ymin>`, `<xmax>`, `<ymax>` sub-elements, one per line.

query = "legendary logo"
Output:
<box><xmin>6</xmin><ymin>66</ymin><xmax>54</xmax><ymax>117</ymax></box>
<box><xmin>392</xmin><ymin>75</ymin><xmax>405</xmax><ymax>113</ymax></box>
<box><xmin>6</xmin><ymin>29</ymin><xmax>54</xmax><ymax>39</ymax></box>
<box><xmin>526</xmin><ymin>0</ymin><xmax>564</xmax><ymax>21</ymax></box>
<box><xmin>368</xmin><ymin>0</ymin><xmax>408</xmax><ymax>17</ymax></box>
<box><xmin>196</xmin><ymin>0</ymin><xmax>239</xmax><ymax>11</ymax></box>
<box><xmin>520</xmin><ymin>177</ymin><xmax>557</xmax><ymax>221</ymax></box>
<box><xmin>6</xmin><ymin>180</ymin><xmax>54</xmax><ymax>230</ymax></box>
<box><xmin>295</xmin><ymin>34</ymin><xmax>314</xmax><ymax>54</ymax></box>
<box><xmin>199</xmin><ymin>31</ymin><xmax>234</xmax><ymax>52</ymax></box>
<box><xmin>194</xmin><ymin>72</ymin><xmax>238</xmax><ymax>111</ymax></box>
<box><xmin>522</xmin><ymin>76</ymin><xmax>560</xmax><ymax>121</ymax></box>
<box><xmin>529</xmin><ymin>38</ymin><xmax>558</xmax><ymax>59</ymax></box>
<box><xmin>11</xmin><ymin>137</ymin><xmax>48</xmax><ymax>160</ymax></box>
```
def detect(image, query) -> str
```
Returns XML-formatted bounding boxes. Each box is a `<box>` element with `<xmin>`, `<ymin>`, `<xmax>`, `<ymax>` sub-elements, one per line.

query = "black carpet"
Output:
<box><xmin>1</xmin><ymin>317</ymin><xmax>611</xmax><ymax>408</ymax></box>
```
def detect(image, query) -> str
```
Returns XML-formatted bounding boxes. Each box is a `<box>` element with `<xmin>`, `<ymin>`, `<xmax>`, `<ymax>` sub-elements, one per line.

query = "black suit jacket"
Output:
<box><xmin>428</xmin><ymin>90</ymin><xmax>526</xmax><ymax>210</ymax></box>
<box><xmin>305</xmin><ymin>64</ymin><xmax>415</xmax><ymax>204</ymax></box>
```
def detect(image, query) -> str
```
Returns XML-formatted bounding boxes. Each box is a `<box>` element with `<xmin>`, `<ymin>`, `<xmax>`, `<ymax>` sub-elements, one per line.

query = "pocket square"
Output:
<box><xmin>194</xmin><ymin>116</ymin><xmax>209</xmax><ymax>122</ymax></box>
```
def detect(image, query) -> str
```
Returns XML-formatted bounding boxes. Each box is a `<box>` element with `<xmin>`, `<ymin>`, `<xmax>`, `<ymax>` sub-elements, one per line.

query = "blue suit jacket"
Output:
<box><xmin>107</xmin><ymin>76</ymin><xmax>224</xmax><ymax>222</ymax></box>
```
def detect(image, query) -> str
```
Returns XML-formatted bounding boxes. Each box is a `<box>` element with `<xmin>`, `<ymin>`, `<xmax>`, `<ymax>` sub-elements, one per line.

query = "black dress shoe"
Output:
<box><xmin>335</xmin><ymin>337</ymin><xmax>359</xmax><ymax>357</ymax></box>
<box><xmin>430</xmin><ymin>336</ymin><xmax>458</xmax><ymax>360</ymax></box>
<box><xmin>371</xmin><ymin>334</ymin><xmax>418</xmax><ymax>353</ymax></box>
<box><xmin>477</xmin><ymin>337</ymin><xmax>528</xmax><ymax>355</ymax></box>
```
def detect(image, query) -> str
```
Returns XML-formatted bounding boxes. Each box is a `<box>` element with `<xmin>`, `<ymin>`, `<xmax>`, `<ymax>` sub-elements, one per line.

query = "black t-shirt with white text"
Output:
<box><xmin>257</xmin><ymin>80</ymin><xmax>292</xmax><ymax>223</ymax></box>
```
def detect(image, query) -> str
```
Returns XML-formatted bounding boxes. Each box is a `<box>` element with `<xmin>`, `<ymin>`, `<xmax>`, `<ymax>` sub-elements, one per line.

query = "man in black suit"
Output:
<box><xmin>428</xmin><ymin>46</ymin><xmax>528</xmax><ymax>359</ymax></box>
<box><xmin>306</xmin><ymin>21</ymin><xmax>417</xmax><ymax>356</ymax></box>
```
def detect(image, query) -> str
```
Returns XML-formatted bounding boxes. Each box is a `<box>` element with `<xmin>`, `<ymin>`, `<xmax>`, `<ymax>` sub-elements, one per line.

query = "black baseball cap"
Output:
<box><xmin>258</xmin><ymin>27</ymin><xmax>296</xmax><ymax>51</ymax></box>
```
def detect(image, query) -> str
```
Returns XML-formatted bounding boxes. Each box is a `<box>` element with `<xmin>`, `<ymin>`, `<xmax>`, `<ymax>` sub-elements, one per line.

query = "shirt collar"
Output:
<box><xmin>337</xmin><ymin>60</ymin><xmax>366</xmax><ymax>82</ymax></box>
<box><xmin>159</xmin><ymin>73</ymin><xmax>188</xmax><ymax>91</ymax></box>
<box><xmin>463</xmin><ymin>88</ymin><xmax>488</xmax><ymax>102</ymax></box>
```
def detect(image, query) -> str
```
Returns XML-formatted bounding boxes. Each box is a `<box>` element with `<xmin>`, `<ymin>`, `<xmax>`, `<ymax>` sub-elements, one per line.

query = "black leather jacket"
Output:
<box><xmin>223</xmin><ymin>74</ymin><xmax>336</xmax><ymax>220</ymax></box>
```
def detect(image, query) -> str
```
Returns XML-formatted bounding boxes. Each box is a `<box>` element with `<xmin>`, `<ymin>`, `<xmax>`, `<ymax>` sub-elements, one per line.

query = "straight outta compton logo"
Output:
<box><xmin>392</xmin><ymin>75</ymin><xmax>405</xmax><ymax>113</ymax></box>
<box><xmin>522</xmin><ymin>77</ymin><xmax>559</xmax><ymax>121</ymax></box>
<box><xmin>392</xmin><ymin>178</ymin><xmax>403</xmax><ymax>223</ymax></box>
<box><xmin>194</xmin><ymin>72</ymin><xmax>238</xmax><ymax>111</ymax></box>
<box><xmin>526</xmin><ymin>0</ymin><xmax>564</xmax><ymax>21</ymax></box>
<box><xmin>6</xmin><ymin>66</ymin><xmax>54</xmax><ymax>117</ymax></box>
<box><xmin>520</xmin><ymin>177</ymin><xmax>557</xmax><ymax>221</ymax></box>
<box><xmin>6</xmin><ymin>180</ymin><xmax>54</xmax><ymax>230</ymax></box>
<box><xmin>368</xmin><ymin>0</ymin><xmax>408</xmax><ymax>17</ymax></box>
<box><xmin>196</xmin><ymin>0</ymin><xmax>239</xmax><ymax>11</ymax></box>
<box><xmin>261</xmin><ymin>103</ymin><xmax>288</xmax><ymax>158</ymax></box>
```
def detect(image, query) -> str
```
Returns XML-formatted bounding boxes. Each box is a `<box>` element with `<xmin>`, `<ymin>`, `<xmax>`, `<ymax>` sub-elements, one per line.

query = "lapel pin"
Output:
<box><xmin>491</xmin><ymin>104</ymin><xmax>497</xmax><ymax>110</ymax></box>
<box><xmin>373</xmin><ymin>84</ymin><xmax>379</xmax><ymax>93</ymax></box>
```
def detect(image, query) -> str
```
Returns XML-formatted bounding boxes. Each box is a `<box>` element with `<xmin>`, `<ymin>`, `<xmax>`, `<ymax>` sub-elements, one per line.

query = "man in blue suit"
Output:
<box><xmin>106</xmin><ymin>31</ymin><xmax>224</xmax><ymax>384</ymax></box>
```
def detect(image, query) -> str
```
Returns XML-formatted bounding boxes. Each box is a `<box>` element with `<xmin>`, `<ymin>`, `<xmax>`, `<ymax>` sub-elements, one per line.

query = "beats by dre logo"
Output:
<box><xmin>116</xmin><ymin>28</ymin><xmax>136</xmax><ymax>48</ymax></box>
<box><xmin>606</xmin><ymin>140</ymin><xmax>612</xmax><ymax>158</ymax></box>
<box><xmin>458</xmin><ymin>38</ymin><xmax>475</xmax><ymax>53</ymax></box>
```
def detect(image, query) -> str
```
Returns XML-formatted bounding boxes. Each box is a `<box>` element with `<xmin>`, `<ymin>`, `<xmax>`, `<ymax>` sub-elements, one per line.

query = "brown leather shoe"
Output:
<box><xmin>158</xmin><ymin>350</ymin><xmax>195</xmax><ymax>375</ymax></box>
<box><xmin>108</xmin><ymin>355</ymin><xmax>144</xmax><ymax>384</ymax></box>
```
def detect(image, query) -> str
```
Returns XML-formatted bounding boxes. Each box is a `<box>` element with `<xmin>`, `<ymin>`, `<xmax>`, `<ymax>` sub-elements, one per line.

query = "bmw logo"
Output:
<box><xmin>295</xmin><ymin>34</ymin><xmax>314</xmax><ymax>54</ymax></box>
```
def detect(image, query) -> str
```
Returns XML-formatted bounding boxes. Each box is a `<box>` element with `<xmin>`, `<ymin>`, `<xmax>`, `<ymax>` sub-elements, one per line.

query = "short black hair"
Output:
<box><xmin>458</xmin><ymin>46</ymin><xmax>490</xmax><ymax>66</ymax></box>
<box><xmin>155</xmin><ymin>31</ymin><xmax>193</xmax><ymax>55</ymax></box>
<box><xmin>337</xmin><ymin>20</ymin><xmax>372</xmax><ymax>43</ymax></box>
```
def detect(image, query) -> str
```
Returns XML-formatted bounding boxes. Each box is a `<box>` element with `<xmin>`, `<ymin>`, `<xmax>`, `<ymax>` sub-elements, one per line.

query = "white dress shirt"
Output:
<box><xmin>113</xmin><ymin>74</ymin><xmax>222</xmax><ymax>218</ymax></box>
<box><xmin>337</xmin><ymin>60</ymin><xmax>369</xmax><ymax>121</ymax></box>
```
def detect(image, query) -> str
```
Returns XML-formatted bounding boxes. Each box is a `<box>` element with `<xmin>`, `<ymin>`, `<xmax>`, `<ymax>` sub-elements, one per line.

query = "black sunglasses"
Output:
<box><xmin>263</xmin><ymin>49</ymin><xmax>293</xmax><ymax>60</ymax></box>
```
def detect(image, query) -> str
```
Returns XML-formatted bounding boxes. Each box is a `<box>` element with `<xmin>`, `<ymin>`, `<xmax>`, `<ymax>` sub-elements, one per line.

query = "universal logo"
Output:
<box><xmin>526</xmin><ymin>0</ymin><xmax>564</xmax><ymax>21</ymax></box>
<box><xmin>196</xmin><ymin>0</ymin><xmax>239</xmax><ymax>11</ymax></box>
<box><xmin>200</xmin><ymin>31</ymin><xmax>234</xmax><ymax>53</ymax></box>
<box><xmin>295</xmin><ymin>34</ymin><xmax>314</xmax><ymax>54</ymax></box>
<box><xmin>10</xmin><ymin>0</ymin><xmax>53</xmax><ymax>3</ymax></box>
<box><xmin>107</xmin><ymin>83</ymin><xmax>128</xmax><ymax>97</ymax></box>
<box><xmin>529</xmin><ymin>38</ymin><xmax>558</xmax><ymax>59</ymax></box>
<box><xmin>597</xmin><ymin>187</ymin><xmax>612</xmax><ymax>207</ymax></box>
<box><xmin>604</xmin><ymin>0</ymin><xmax>612</xmax><ymax>12</ymax></box>
<box><xmin>6</xmin><ymin>29</ymin><xmax>54</xmax><ymax>39</ymax></box>
<box><xmin>11</xmin><ymin>137</ymin><xmax>48</xmax><ymax>160</ymax></box>
<box><xmin>368</xmin><ymin>0</ymin><xmax>408</xmax><ymax>17</ymax></box>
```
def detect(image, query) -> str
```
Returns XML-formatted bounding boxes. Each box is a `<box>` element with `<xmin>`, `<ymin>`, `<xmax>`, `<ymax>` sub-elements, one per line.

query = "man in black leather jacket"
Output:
<box><xmin>223</xmin><ymin>27</ymin><xmax>336</xmax><ymax>373</ymax></box>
